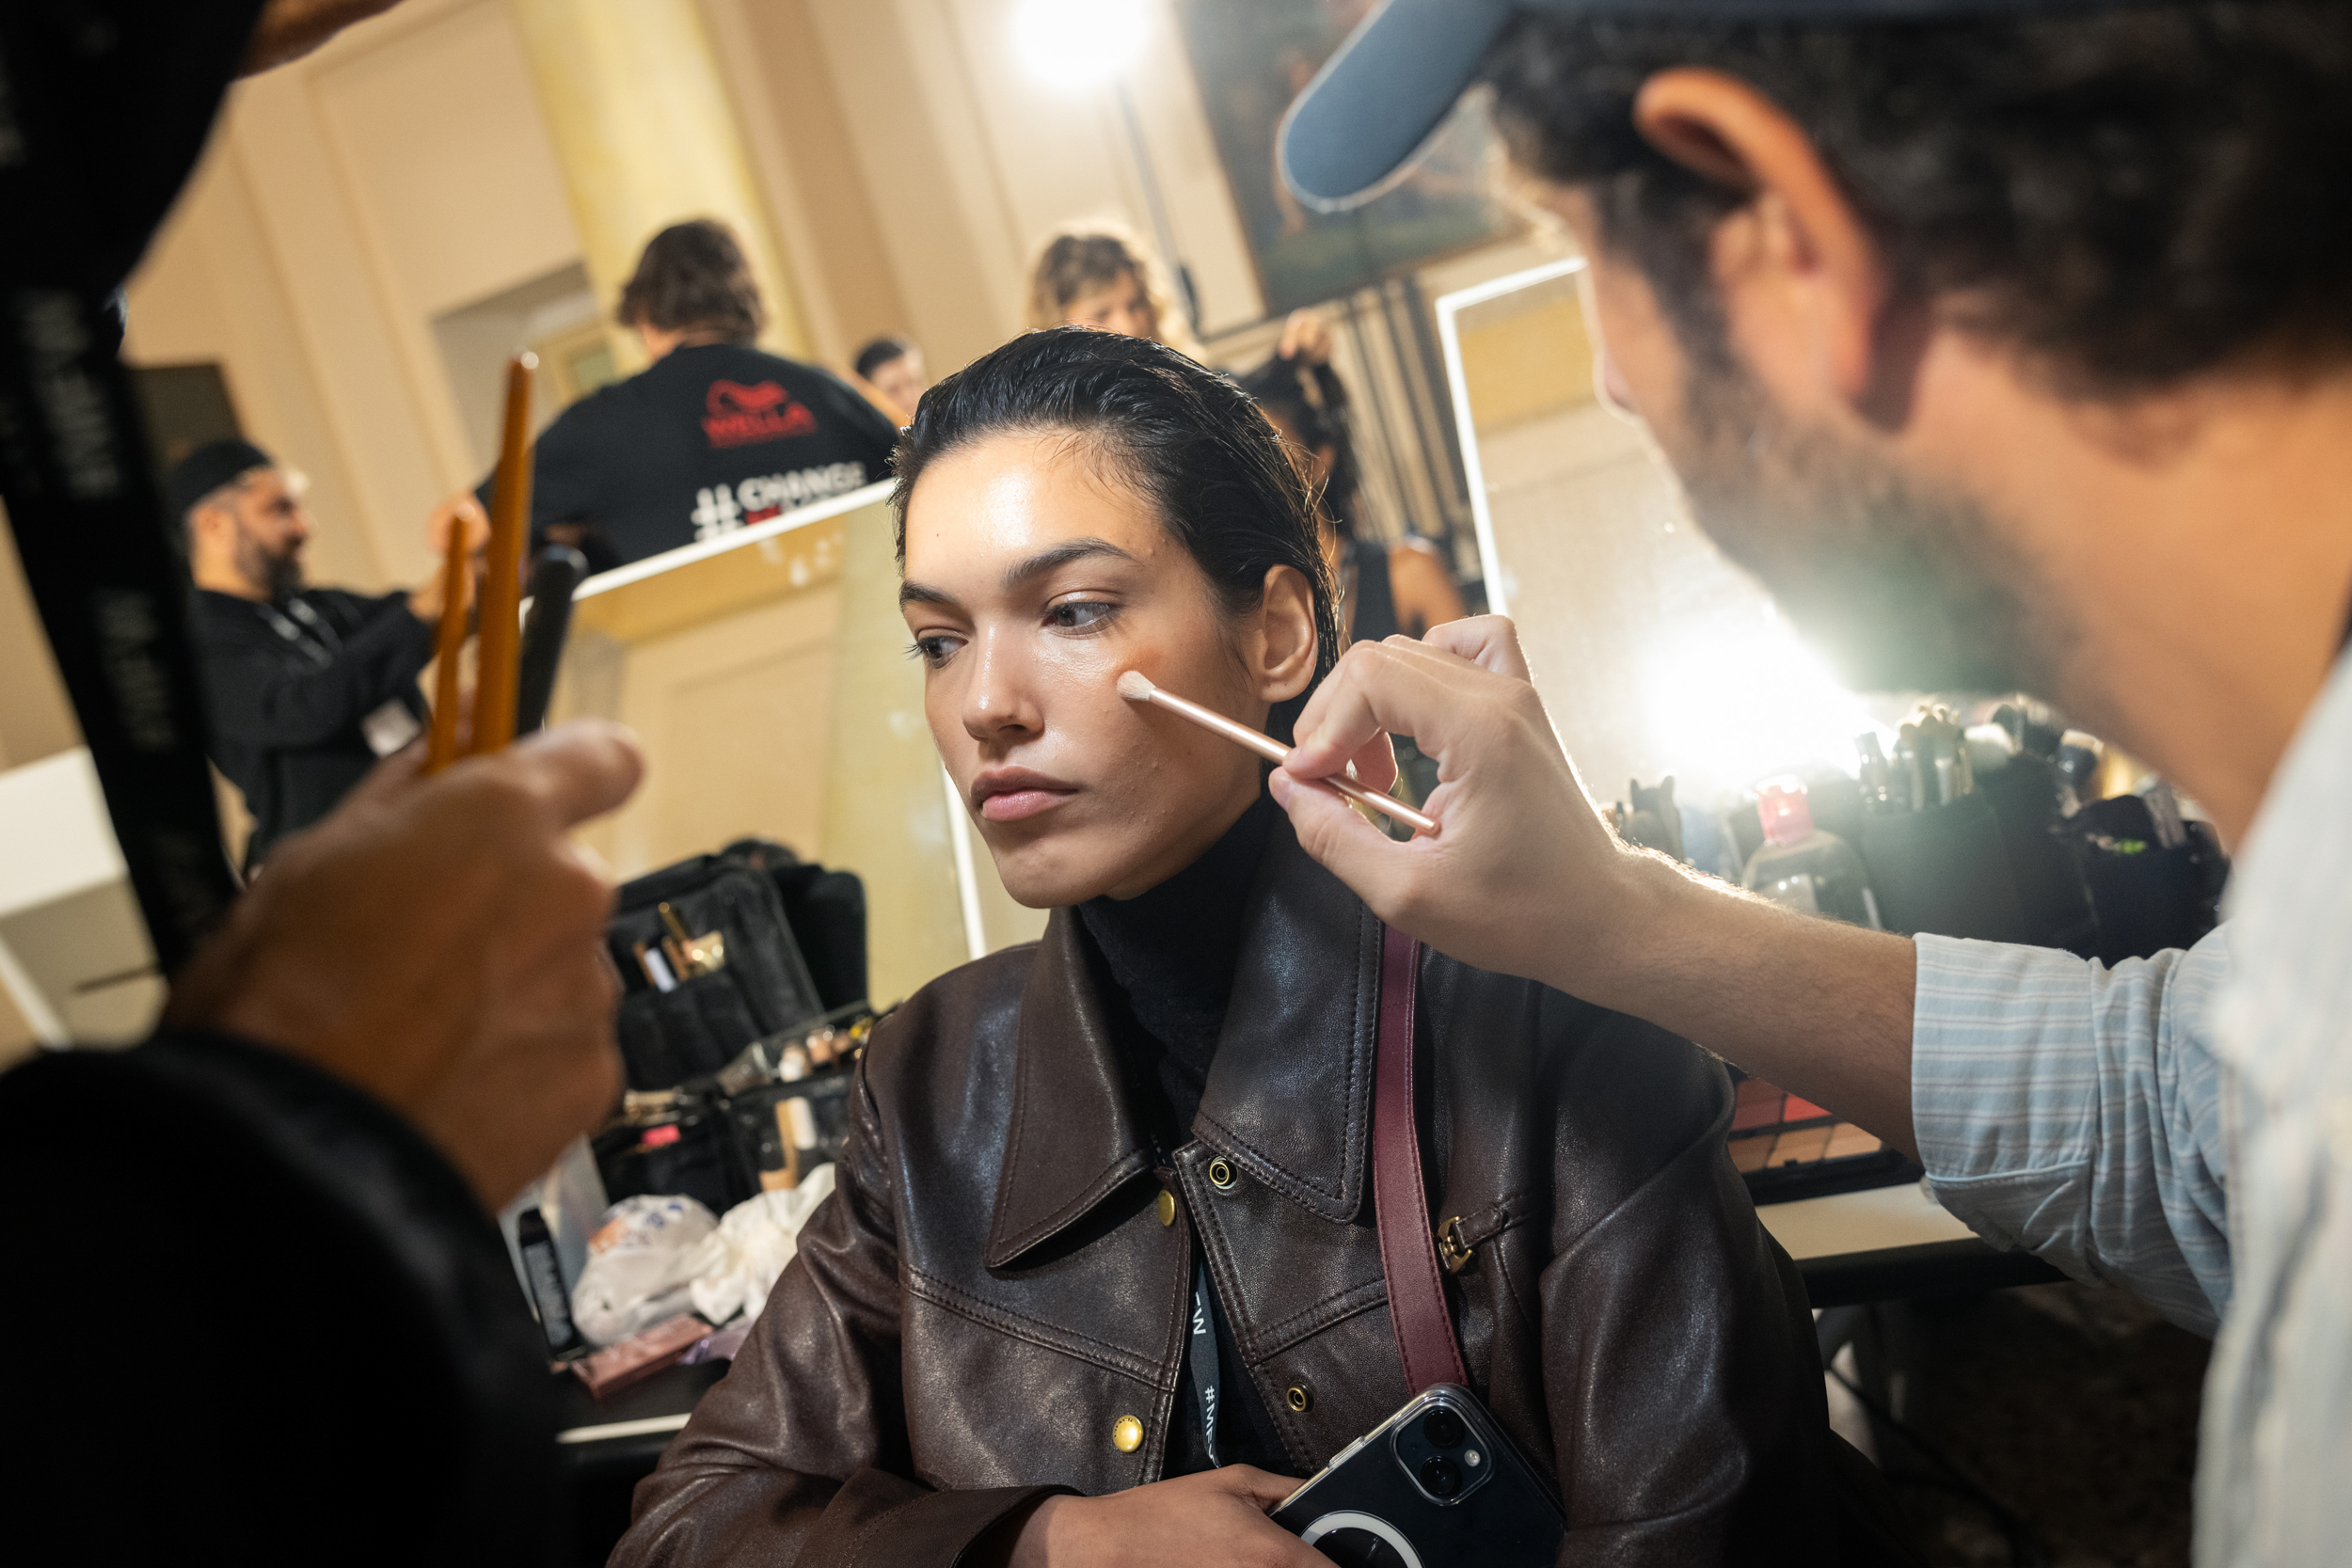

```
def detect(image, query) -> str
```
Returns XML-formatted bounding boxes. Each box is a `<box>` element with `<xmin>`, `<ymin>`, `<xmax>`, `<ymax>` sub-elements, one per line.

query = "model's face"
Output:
<box><xmin>900</xmin><ymin>430</ymin><xmax>1314</xmax><ymax>906</ymax></box>
<box><xmin>1542</xmin><ymin>182</ymin><xmax>2048</xmax><ymax>695</ymax></box>
<box><xmin>870</xmin><ymin>351</ymin><xmax>927</xmax><ymax>420</ymax></box>
<box><xmin>1063</xmin><ymin>270</ymin><xmax>1160</xmax><ymax>344</ymax></box>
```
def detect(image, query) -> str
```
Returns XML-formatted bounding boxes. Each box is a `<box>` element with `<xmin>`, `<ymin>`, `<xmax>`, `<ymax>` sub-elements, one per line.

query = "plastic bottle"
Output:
<box><xmin>1742</xmin><ymin>776</ymin><xmax>1881</xmax><ymax>928</ymax></box>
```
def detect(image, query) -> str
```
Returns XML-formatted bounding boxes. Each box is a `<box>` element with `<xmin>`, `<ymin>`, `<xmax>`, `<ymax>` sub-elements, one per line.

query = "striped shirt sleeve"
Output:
<box><xmin>1910</xmin><ymin>927</ymin><xmax>2233</xmax><ymax>1336</ymax></box>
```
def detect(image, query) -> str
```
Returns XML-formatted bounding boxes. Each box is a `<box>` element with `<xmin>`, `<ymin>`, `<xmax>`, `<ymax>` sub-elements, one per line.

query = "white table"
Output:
<box><xmin>1760</xmin><ymin>1179</ymin><xmax>2061</xmax><ymax>1306</ymax></box>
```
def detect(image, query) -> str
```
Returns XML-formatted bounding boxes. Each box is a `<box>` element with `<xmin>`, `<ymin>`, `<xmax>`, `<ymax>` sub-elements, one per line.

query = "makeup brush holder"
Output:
<box><xmin>607</xmin><ymin>852</ymin><xmax>828</xmax><ymax>1090</ymax></box>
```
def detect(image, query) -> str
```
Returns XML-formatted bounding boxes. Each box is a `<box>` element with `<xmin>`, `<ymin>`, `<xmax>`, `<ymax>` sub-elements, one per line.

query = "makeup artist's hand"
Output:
<box><xmin>1275</xmin><ymin>618</ymin><xmax>1922</xmax><ymax>1152</ymax></box>
<box><xmin>1274</xmin><ymin>616</ymin><xmax>1641</xmax><ymax>995</ymax></box>
<box><xmin>166</xmin><ymin>721</ymin><xmax>644</xmax><ymax>1210</ymax></box>
<box><xmin>994</xmin><ymin>1467</ymin><xmax>1325</xmax><ymax>1568</ymax></box>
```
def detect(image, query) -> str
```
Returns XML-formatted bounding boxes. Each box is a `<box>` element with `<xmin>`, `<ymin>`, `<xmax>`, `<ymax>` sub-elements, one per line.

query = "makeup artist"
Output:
<box><xmin>1271</xmin><ymin>2</ymin><xmax>2350</xmax><ymax>1560</ymax></box>
<box><xmin>4</xmin><ymin>2</ymin><xmax>646</xmax><ymax>1562</ymax></box>
<box><xmin>175</xmin><ymin>439</ymin><xmax>487</xmax><ymax>868</ymax></box>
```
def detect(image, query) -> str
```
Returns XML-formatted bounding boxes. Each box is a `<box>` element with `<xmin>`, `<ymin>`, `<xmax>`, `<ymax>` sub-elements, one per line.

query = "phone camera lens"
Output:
<box><xmin>1419</xmin><ymin>1456</ymin><xmax>1463</xmax><ymax>1498</ymax></box>
<box><xmin>1422</xmin><ymin>1410</ymin><xmax>1466</xmax><ymax>1449</ymax></box>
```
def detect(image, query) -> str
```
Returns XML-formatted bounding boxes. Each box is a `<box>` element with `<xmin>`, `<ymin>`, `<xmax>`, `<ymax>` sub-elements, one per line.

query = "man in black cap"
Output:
<box><xmin>1268</xmin><ymin>4</ymin><xmax>2352</xmax><ymax>1561</ymax></box>
<box><xmin>176</xmin><ymin>437</ymin><xmax>485</xmax><ymax>866</ymax></box>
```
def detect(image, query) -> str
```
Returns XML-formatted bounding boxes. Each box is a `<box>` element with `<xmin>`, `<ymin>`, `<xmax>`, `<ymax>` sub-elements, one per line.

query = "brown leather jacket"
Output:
<box><xmin>615</xmin><ymin>823</ymin><xmax>1840</xmax><ymax>1566</ymax></box>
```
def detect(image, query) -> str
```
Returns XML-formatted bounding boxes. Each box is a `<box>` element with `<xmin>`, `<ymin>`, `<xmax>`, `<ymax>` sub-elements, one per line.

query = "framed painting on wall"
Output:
<box><xmin>1175</xmin><ymin>0</ymin><xmax>1518</xmax><ymax>316</ymax></box>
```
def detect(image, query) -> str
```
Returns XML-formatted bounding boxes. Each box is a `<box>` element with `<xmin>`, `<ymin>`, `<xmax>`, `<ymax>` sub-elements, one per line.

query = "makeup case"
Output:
<box><xmin>607</xmin><ymin>847</ymin><xmax>834</xmax><ymax>1091</ymax></box>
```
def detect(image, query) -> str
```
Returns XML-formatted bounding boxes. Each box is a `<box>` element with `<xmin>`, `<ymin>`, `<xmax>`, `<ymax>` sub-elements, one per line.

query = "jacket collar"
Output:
<box><xmin>983</xmin><ymin>816</ymin><xmax>1380</xmax><ymax>1268</ymax></box>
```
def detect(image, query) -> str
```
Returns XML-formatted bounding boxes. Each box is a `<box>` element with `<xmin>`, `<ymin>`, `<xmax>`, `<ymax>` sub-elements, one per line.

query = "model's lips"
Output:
<box><xmin>971</xmin><ymin>768</ymin><xmax>1080</xmax><ymax>824</ymax></box>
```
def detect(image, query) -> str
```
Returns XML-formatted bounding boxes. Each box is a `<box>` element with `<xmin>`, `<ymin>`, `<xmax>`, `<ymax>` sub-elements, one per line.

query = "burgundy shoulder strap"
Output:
<box><xmin>1372</xmin><ymin>923</ymin><xmax>1468</xmax><ymax>1393</ymax></box>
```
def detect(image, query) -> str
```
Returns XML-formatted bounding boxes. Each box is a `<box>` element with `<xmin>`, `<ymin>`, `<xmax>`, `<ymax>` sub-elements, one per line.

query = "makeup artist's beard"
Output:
<box><xmin>237</xmin><ymin>532</ymin><xmax>305</xmax><ymax>603</ymax></box>
<box><xmin>1664</xmin><ymin>352</ymin><xmax>2068</xmax><ymax>698</ymax></box>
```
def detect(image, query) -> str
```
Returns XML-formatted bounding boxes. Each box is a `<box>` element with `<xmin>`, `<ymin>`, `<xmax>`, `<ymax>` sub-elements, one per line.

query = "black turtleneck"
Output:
<box><xmin>1075</xmin><ymin>791</ymin><xmax>1287</xmax><ymax>1475</ymax></box>
<box><xmin>1078</xmin><ymin>792</ymin><xmax>1278</xmax><ymax>1148</ymax></box>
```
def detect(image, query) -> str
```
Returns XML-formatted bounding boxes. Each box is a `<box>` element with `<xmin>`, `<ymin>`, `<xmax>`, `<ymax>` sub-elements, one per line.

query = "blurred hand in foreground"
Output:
<box><xmin>166</xmin><ymin>721</ymin><xmax>644</xmax><ymax>1210</ymax></box>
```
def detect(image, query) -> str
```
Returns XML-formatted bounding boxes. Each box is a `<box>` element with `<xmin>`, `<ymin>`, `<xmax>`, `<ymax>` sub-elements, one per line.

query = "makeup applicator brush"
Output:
<box><xmin>1118</xmin><ymin>670</ymin><xmax>1437</xmax><ymax>835</ymax></box>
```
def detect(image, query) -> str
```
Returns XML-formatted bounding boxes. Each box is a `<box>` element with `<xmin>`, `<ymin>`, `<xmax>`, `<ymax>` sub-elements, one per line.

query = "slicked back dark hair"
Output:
<box><xmin>891</xmin><ymin>326</ymin><xmax>1342</xmax><ymax>743</ymax></box>
<box><xmin>1481</xmin><ymin>2</ymin><xmax>2352</xmax><ymax>396</ymax></box>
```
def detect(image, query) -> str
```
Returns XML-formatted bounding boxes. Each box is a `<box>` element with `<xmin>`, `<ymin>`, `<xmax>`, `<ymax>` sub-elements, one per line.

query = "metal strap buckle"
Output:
<box><xmin>1438</xmin><ymin>1216</ymin><xmax>1476</xmax><ymax>1275</ymax></box>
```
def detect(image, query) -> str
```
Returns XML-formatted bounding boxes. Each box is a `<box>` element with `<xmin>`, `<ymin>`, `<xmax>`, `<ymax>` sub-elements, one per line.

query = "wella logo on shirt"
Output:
<box><xmin>702</xmin><ymin>380</ymin><xmax>818</xmax><ymax>448</ymax></box>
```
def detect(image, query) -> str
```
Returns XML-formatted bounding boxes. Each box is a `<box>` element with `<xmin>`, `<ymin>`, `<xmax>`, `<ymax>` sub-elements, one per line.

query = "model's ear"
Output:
<box><xmin>1631</xmin><ymin>68</ymin><xmax>1898</xmax><ymax>418</ymax></box>
<box><xmin>1252</xmin><ymin>562</ymin><xmax>1320</xmax><ymax>705</ymax></box>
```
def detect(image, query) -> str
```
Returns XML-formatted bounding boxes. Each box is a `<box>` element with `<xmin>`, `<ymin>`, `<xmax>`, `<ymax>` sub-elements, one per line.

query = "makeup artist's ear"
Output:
<box><xmin>1631</xmin><ymin>68</ymin><xmax>1892</xmax><ymax>411</ymax></box>
<box><xmin>1250</xmin><ymin>564</ymin><xmax>1320</xmax><ymax>705</ymax></box>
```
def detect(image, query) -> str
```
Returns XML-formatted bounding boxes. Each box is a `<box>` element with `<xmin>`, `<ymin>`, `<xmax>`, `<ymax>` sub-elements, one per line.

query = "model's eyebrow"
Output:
<box><xmin>999</xmin><ymin>538</ymin><xmax>1136</xmax><ymax>592</ymax></box>
<box><xmin>898</xmin><ymin>538</ymin><xmax>1137</xmax><ymax>609</ymax></box>
<box><xmin>898</xmin><ymin>579</ymin><xmax>956</xmax><ymax>608</ymax></box>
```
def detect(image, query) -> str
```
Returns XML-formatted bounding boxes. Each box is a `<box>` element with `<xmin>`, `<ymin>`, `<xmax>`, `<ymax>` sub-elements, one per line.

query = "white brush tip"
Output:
<box><xmin>1117</xmin><ymin>671</ymin><xmax>1155</xmax><ymax>702</ymax></box>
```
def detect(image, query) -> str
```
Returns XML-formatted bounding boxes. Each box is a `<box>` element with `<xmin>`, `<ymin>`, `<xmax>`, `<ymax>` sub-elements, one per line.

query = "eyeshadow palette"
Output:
<box><xmin>1729</xmin><ymin>1073</ymin><xmax>1919</xmax><ymax>1204</ymax></box>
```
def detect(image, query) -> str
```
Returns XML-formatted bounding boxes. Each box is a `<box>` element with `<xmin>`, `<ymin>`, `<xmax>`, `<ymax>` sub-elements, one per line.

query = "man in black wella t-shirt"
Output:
<box><xmin>500</xmin><ymin>220</ymin><xmax>902</xmax><ymax>574</ymax></box>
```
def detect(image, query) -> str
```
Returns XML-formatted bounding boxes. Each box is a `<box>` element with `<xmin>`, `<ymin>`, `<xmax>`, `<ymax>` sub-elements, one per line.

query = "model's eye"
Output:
<box><xmin>909</xmin><ymin>633</ymin><xmax>964</xmax><ymax>667</ymax></box>
<box><xmin>1047</xmin><ymin>600</ymin><xmax>1115</xmax><ymax>632</ymax></box>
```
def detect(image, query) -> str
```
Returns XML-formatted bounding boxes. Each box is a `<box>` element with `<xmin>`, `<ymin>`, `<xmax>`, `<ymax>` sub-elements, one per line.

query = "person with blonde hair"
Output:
<box><xmin>1025</xmin><ymin>222</ymin><xmax>1337</xmax><ymax>369</ymax></box>
<box><xmin>1024</xmin><ymin>223</ymin><xmax>1207</xmax><ymax>360</ymax></box>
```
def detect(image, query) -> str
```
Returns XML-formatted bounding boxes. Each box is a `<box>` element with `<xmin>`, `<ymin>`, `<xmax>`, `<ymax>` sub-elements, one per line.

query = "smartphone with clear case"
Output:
<box><xmin>1270</xmin><ymin>1384</ymin><xmax>1565</xmax><ymax>1567</ymax></box>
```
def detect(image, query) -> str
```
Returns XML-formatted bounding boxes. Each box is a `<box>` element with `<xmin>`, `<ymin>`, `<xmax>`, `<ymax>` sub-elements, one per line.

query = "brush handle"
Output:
<box><xmin>469</xmin><ymin>353</ymin><xmax>535</xmax><ymax>756</ymax></box>
<box><xmin>1140</xmin><ymin>688</ymin><xmax>1437</xmax><ymax>835</ymax></box>
<box><xmin>423</xmin><ymin>527</ymin><xmax>469</xmax><ymax>773</ymax></box>
<box><xmin>1141</xmin><ymin>686</ymin><xmax>1287</xmax><ymax>765</ymax></box>
<box><xmin>1320</xmin><ymin>770</ymin><xmax>1438</xmax><ymax>836</ymax></box>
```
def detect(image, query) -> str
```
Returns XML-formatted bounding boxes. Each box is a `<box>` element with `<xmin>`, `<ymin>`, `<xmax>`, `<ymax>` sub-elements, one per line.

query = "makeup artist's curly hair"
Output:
<box><xmin>890</xmin><ymin>326</ymin><xmax>1343</xmax><ymax>743</ymax></box>
<box><xmin>1483</xmin><ymin>1</ymin><xmax>2352</xmax><ymax>396</ymax></box>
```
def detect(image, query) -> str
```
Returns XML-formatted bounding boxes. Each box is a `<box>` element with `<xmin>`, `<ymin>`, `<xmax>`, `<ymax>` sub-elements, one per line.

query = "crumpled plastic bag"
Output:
<box><xmin>571</xmin><ymin>1194</ymin><xmax>718</xmax><ymax>1348</ymax></box>
<box><xmin>688</xmin><ymin>1165</ymin><xmax>836</xmax><ymax>1328</ymax></box>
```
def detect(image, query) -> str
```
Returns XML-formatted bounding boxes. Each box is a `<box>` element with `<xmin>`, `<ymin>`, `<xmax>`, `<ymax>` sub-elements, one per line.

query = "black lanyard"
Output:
<box><xmin>257</xmin><ymin>597</ymin><xmax>343</xmax><ymax>669</ymax></box>
<box><xmin>1189</xmin><ymin>1258</ymin><xmax>1225</xmax><ymax>1466</ymax></box>
<box><xmin>0</xmin><ymin>6</ymin><xmax>264</xmax><ymax>974</ymax></box>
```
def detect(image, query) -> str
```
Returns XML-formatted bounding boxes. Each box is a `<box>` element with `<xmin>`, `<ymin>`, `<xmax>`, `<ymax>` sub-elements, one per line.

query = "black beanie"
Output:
<box><xmin>166</xmin><ymin>438</ymin><xmax>274</xmax><ymax>523</ymax></box>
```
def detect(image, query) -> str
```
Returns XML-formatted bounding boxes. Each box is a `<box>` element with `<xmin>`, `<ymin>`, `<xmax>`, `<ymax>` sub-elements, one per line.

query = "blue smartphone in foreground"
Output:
<box><xmin>1271</xmin><ymin>1384</ymin><xmax>1565</xmax><ymax>1567</ymax></box>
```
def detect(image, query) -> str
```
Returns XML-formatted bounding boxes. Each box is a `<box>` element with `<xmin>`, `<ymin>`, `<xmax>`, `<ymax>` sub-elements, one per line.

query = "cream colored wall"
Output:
<box><xmin>784</xmin><ymin>0</ymin><xmax>1268</xmax><ymax>374</ymax></box>
<box><xmin>124</xmin><ymin>0</ymin><xmax>583</xmax><ymax>594</ymax></box>
<box><xmin>123</xmin><ymin>149</ymin><xmax>390</xmax><ymax>592</ymax></box>
<box><xmin>929</xmin><ymin>0</ymin><xmax>1264</xmax><ymax>335</ymax></box>
<box><xmin>704</xmin><ymin>0</ymin><xmax>912</xmax><ymax>365</ymax></box>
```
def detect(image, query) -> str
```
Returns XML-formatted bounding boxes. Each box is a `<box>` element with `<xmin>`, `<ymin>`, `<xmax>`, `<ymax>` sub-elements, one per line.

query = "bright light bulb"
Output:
<box><xmin>1013</xmin><ymin>0</ymin><xmax>1149</xmax><ymax>88</ymax></box>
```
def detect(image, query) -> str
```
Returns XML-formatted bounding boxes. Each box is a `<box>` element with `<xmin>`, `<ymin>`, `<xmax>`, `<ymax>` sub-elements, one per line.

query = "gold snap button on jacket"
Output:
<box><xmin>1285</xmin><ymin>1383</ymin><xmax>1313</xmax><ymax>1414</ymax></box>
<box><xmin>1112</xmin><ymin>1415</ymin><xmax>1144</xmax><ymax>1453</ymax></box>
<box><xmin>1206</xmin><ymin>1157</ymin><xmax>1237</xmax><ymax>1191</ymax></box>
<box><xmin>1155</xmin><ymin>1190</ymin><xmax>1177</xmax><ymax>1227</ymax></box>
